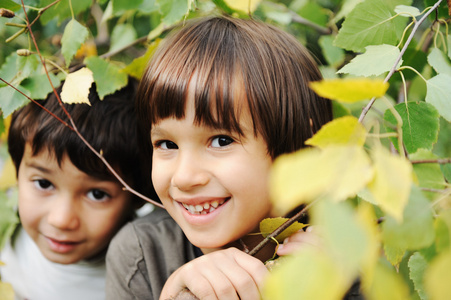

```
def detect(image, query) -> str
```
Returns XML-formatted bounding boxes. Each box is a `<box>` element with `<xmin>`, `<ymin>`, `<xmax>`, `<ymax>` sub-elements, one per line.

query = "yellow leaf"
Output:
<box><xmin>368</xmin><ymin>146</ymin><xmax>412</xmax><ymax>222</ymax></box>
<box><xmin>60</xmin><ymin>67</ymin><xmax>94</xmax><ymax>105</ymax></box>
<box><xmin>363</xmin><ymin>262</ymin><xmax>410</xmax><ymax>300</ymax></box>
<box><xmin>0</xmin><ymin>157</ymin><xmax>16</xmax><ymax>190</ymax></box>
<box><xmin>75</xmin><ymin>40</ymin><xmax>97</xmax><ymax>59</ymax></box>
<box><xmin>424</xmin><ymin>251</ymin><xmax>451</xmax><ymax>300</ymax></box>
<box><xmin>270</xmin><ymin>146</ymin><xmax>373</xmax><ymax>215</ymax></box>
<box><xmin>0</xmin><ymin>115</ymin><xmax>11</xmax><ymax>142</ymax></box>
<box><xmin>0</xmin><ymin>282</ymin><xmax>14</xmax><ymax>300</ymax></box>
<box><xmin>309</xmin><ymin>78</ymin><xmax>389</xmax><ymax>103</ymax></box>
<box><xmin>305</xmin><ymin>116</ymin><xmax>367</xmax><ymax>148</ymax></box>
<box><xmin>263</xmin><ymin>248</ymin><xmax>350</xmax><ymax>300</ymax></box>
<box><xmin>224</xmin><ymin>0</ymin><xmax>261</xmax><ymax>12</ymax></box>
<box><xmin>259</xmin><ymin>217</ymin><xmax>306</xmax><ymax>243</ymax></box>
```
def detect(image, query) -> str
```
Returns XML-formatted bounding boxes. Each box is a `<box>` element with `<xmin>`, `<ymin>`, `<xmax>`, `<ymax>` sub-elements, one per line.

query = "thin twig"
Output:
<box><xmin>411</xmin><ymin>158</ymin><xmax>451</xmax><ymax>164</ymax></box>
<box><xmin>248</xmin><ymin>201</ymin><xmax>315</xmax><ymax>256</ymax></box>
<box><xmin>358</xmin><ymin>0</ymin><xmax>443</xmax><ymax>123</ymax></box>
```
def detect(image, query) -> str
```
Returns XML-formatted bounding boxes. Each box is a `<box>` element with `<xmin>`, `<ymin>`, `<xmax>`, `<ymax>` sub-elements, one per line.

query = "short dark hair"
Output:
<box><xmin>8</xmin><ymin>79</ymin><xmax>153</xmax><ymax>203</ymax></box>
<box><xmin>137</xmin><ymin>16</ymin><xmax>332</xmax><ymax>159</ymax></box>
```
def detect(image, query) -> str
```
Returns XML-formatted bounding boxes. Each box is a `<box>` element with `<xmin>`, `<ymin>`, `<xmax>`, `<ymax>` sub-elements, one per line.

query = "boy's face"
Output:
<box><xmin>17</xmin><ymin>143</ymin><xmax>135</xmax><ymax>264</ymax></box>
<box><xmin>151</xmin><ymin>95</ymin><xmax>274</xmax><ymax>253</ymax></box>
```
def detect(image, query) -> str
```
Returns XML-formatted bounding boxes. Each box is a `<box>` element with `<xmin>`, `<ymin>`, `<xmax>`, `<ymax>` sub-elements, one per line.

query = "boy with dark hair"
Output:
<box><xmin>0</xmin><ymin>79</ymin><xmax>152</xmax><ymax>300</ymax></box>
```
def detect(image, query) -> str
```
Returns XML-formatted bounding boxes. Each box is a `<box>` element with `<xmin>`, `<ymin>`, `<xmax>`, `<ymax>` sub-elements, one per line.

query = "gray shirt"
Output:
<box><xmin>105</xmin><ymin>208</ymin><xmax>199</xmax><ymax>300</ymax></box>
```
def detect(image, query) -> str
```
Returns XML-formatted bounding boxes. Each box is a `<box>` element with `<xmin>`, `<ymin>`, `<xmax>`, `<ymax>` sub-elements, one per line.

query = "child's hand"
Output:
<box><xmin>160</xmin><ymin>247</ymin><xmax>268</xmax><ymax>300</ymax></box>
<box><xmin>276</xmin><ymin>226</ymin><xmax>322</xmax><ymax>256</ymax></box>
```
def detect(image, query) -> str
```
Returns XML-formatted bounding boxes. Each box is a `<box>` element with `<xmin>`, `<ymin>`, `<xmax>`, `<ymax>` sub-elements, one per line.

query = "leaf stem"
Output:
<box><xmin>358</xmin><ymin>0</ymin><xmax>443</xmax><ymax>123</ymax></box>
<box><xmin>411</xmin><ymin>158</ymin><xmax>451</xmax><ymax>164</ymax></box>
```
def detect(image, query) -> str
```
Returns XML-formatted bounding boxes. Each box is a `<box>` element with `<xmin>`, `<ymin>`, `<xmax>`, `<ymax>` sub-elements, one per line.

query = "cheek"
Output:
<box><xmin>151</xmin><ymin>161</ymin><xmax>169</xmax><ymax>196</ymax></box>
<box><xmin>17</xmin><ymin>184</ymin><xmax>41</xmax><ymax>230</ymax></box>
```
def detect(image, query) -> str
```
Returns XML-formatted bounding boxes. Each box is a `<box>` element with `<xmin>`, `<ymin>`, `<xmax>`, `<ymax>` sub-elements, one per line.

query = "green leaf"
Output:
<box><xmin>84</xmin><ymin>57</ymin><xmax>128</xmax><ymax>100</ymax></box>
<box><xmin>382</xmin><ymin>186</ymin><xmax>435</xmax><ymax>252</ymax></box>
<box><xmin>338</xmin><ymin>44</ymin><xmax>402</xmax><ymax>77</ymax></box>
<box><xmin>123</xmin><ymin>40</ymin><xmax>159</xmax><ymax>79</ymax></box>
<box><xmin>410</xmin><ymin>149</ymin><xmax>447</xmax><ymax>194</ymax></box>
<box><xmin>334</xmin><ymin>0</ymin><xmax>411</xmax><ymax>52</ymax></box>
<box><xmin>61</xmin><ymin>19</ymin><xmax>89</xmax><ymax>67</ymax></box>
<box><xmin>424</xmin><ymin>251</ymin><xmax>451</xmax><ymax>300</ymax></box>
<box><xmin>435</xmin><ymin>210</ymin><xmax>451</xmax><ymax>254</ymax></box>
<box><xmin>297</xmin><ymin>1</ymin><xmax>328</xmax><ymax>27</ymax></box>
<box><xmin>157</xmin><ymin>0</ymin><xmax>189</xmax><ymax>25</ymax></box>
<box><xmin>428</xmin><ymin>47</ymin><xmax>451</xmax><ymax>76</ymax></box>
<box><xmin>319</xmin><ymin>35</ymin><xmax>345</xmax><ymax>68</ymax></box>
<box><xmin>259</xmin><ymin>217</ymin><xmax>306</xmax><ymax>243</ymax></box>
<box><xmin>39</xmin><ymin>0</ymin><xmax>92</xmax><ymax>25</ymax></box>
<box><xmin>383</xmin><ymin>101</ymin><xmax>440</xmax><ymax>154</ymax></box>
<box><xmin>0</xmin><ymin>0</ymin><xmax>21</xmax><ymax>11</ymax></box>
<box><xmin>426</xmin><ymin>74</ymin><xmax>451</xmax><ymax>122</ymax></box>
<box><xmin>0</xmin><ymin>53</ymin><xmax>20</xmax><ymax>87</ymax></box>
<box><xmin>0</xmin><ymin>191</ymin><xmax>19</xmax><ymax>251</ymax></box>
<box><xmin>409</xmin><ymin>252</ymin><xmax>428</xmax><ymax>300</ymax></box>
<box><xmin>448</xmin><ymin>35</ymin><xmax>451</xmax><ymax>60</ymax></box>
<box><xmin>0</xmin><ymin>85</ymin><xmax>30</xmax><ymax>117</ymax></box>
<box><xmin>20</xmin><ymin>73</ymin><xmax>61</xmax><ymax>100</ymax></box>
<box><xmin>112</xmin><ymin>0</ymin><xmax>144</xmax><ymax>14</ymax></box>
<box><xmin>109</xmin><ymin>24</ymin><xmax>137</xmax><ymax>53</ymax></box>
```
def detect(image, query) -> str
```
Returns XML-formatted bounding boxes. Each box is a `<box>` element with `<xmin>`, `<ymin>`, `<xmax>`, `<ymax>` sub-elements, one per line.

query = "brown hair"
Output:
<box><xmin>8</xmin><ymin>79</ymin><xmax>154</xmax><ymax>203</ymax></box>
<box><xmin>137</xmin><ymin>16</ymin><xmax>332</xmax><ymax>159</ymax></box>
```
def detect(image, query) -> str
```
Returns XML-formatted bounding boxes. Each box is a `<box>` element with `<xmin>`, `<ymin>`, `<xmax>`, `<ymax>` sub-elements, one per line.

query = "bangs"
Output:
<box><xmin>140</xmin><ymin>18</ymin><xmax>253</xmax><ymax>135</ymax></box>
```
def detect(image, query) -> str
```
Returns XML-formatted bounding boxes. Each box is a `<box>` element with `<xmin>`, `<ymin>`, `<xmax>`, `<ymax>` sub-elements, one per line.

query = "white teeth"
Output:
<box><xmin>181</xmin><ymin>199</ymin><xmax>227</xmax><ymax>214</ymax></box>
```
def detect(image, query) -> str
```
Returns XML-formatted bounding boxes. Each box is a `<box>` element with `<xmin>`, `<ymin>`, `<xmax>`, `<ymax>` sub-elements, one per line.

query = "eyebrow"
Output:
<box><xmin>25</xmin><ymin>161</ymin><xmax>54</xmax><ymax>174</ymax></box>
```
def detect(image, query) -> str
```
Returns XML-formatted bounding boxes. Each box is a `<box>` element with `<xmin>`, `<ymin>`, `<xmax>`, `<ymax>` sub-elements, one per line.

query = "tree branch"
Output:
<box><xmin>358</xmin><ymin>0</ymin><xmax>443</xmax><ymax>123</ymax></box>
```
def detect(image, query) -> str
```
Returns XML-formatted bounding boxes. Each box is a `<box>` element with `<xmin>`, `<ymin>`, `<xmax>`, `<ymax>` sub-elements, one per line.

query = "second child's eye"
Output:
<box><xmin>211</xmin><ymin>136</ymin><xmax>234</xmax><ymax>148</ymax></box>
<box><xmin>33</xmin><ymin>179</ymin><xmax>53</xmax><ymax>191</ymax></box>
<box><xmin>155</xmin><ymin>140</ymin><xmax>178</xmax><ymax>150</ymax></box>
<box><xmin>87</xmin><ymin>189</ymin><xmax>110</xmax><ymax>202</ymax></box>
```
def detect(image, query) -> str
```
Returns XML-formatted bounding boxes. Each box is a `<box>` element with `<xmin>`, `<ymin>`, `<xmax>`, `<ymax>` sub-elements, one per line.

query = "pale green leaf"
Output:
<box><xmin>16</xmin><ymin>54</ymin><xmax>41</xmax><ymax>83</ymax></box>
<box><xmin>448</xmin><ymin>35</ymin><xmax>451</xmax><ymax>60</ymax></box>
<box><xmin>84</xmin><ymin>57</ymin><xmax>128</xmax><ymax>100</ymax></box>
<box><xmin>0</xmin><ymin>53</ymin><xmax>20</xmax><ymax>87</ymax></box>
<box><xmin>309</xmin><ymin>78</ymin><xmax>389</xmax><ymax>103</ymax></box>
<box><xmin>410</xmin><ymin>149</ymin><xmax>447</xmax><ymax>191</ymax></box>
<box><xmin>0</xmin><ymin>85</ymin><xmax>30</xmax><ymax>117</ymax></box>
<box><xmin>332</xmin><ymin>0</ymin><xmax>362</xmax><ymax>22</ymax></box>
<box><xmin>109</xmin><ymin>24</ymin><xmax>137</xmax><ymax>53</ymax></box>
<box><xmin>368</xmin><ymin>146</ymin><xmax>412</xmax><ymax>221</ymax></box>
<box><xmin>224</xmin><ymin>0</ymin><xmax>261</xmax><ymax>13</ymax></box>
<box><xmin>394</xmin><ymin>5</ymin><xmax>421</xmax><ymax>17</ymax></box>
<box><xmin>424</xmin><ymin>251</ymin><xmax>451</xmax><ymax>300</ymax></box>
<box><xmin>334</xmin><ymin>0</ymin><xmax>411</xmax><ymax>52</ymax></box>
<box><xmin>364</xmin><ymin>262</ymin><xmax>410</xmax><ymax>300</ymax></box>
<box><xmin>0</xmin><ymin>191</ymin><xmax>19</xmax><ymax>251</ymax></box>
<box><xmin>428</xmin><ymin>47</ymin><xmax>451</xmax><ymax>76</ymax></box>
<box><xmin>123</xmin><ymin>40</ymin><xmax>160</xmax><ymax>80</ymax></box>
<box><xmin>0</xmin><ymin>0</ymin><xmax>21</xmax><ymax>11</ymax></box>
<box><xmin>383</xmin><ymin>243</ymin><xmax>406</xmax><ymax>266</ymax></box>
<box><xmin>319</xmin><ymin>35</ymin><xmax>346</xmax><ymax>68</ymax></box>
<box><xmin>259</xmin><ymin>217</ymin><xmax>306</xmax><ymax>243</ymax></box>
<box><xmin>382</xmin><ymin>186</ymin><xmax>435</xmax><ymax>251</ymax></box>
<box><xmin>157</xmin><ymin>0</ymin><xmax>189</xmax><ymax>25</ymax></box>
<box><xmin>384</xmin><ymin>101</ymin><xmax>440</xmax><ymax>154</ymax></box>
<box><xmin>61</xmin><ymin>19</ymin><xmax>89</xmax><ymax>67</ymax></box>
<box><xmin>270</xmin><ymin>146</ymin><xmax>373</xmax><ymax>215</ymax></box>
<box><xmin>305</xmin><ymin>116</ymin><xmax>367</xmax><ymax>148</ymax></box>
<box><xmin>112</xmin><ymin>0</ymin><xmax>144</xmax><ymax>13</ymax></box>
<box><xmin>409</xmin><ymin>252</ymin><xmax>428</xmax><ymax>300</ymax></box>
<box><xmin>435</xmin><ymin>210</ymin><xmax>451</xmax><ymax>254</ymax></box>
<box><xmin>20</xmin><ymin>73</ymin><xmax>61</xmax><ymax>100</ymax></box>
<box><xmin>263</xmin><ymin>248</ymin><xmax>350</xmax><ymax>300</ymax></box>
<box><xmin>426</xmin><ymin>74</ymin><xmax>451</xmax><ymax>122</ymax></box>
<box><xmin>60</xmin><ymin>68</ymin><xmax>94</xmax><ymax>105</ymax></box>
<box><xmin>338</xmin><ymin>44</ymin><xmax>402</xmax><ymax>77</ymax></box>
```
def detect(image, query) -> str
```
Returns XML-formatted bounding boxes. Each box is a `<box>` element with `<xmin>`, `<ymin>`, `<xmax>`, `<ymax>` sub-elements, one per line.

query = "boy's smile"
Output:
<box><xmin>17</xmin><ymin>143</ymin><xmax>135</xmax><ymax>264</ymax></box>
<box><xmin>151</xmin><ymin>95</ymin><xmax>275</xmax><ymax>253</ymax></box>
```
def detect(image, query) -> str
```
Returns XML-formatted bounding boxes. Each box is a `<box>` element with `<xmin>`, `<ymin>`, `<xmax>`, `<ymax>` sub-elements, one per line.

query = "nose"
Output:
<box><xmin>171</xmin><ymin>151</ymin><xmax>210</xmax><ymax>191</ymax></box>
<box><xmin>47</xmin><ymin>194</ymin><xmax>80</xmax><ymax>230</ymax></box>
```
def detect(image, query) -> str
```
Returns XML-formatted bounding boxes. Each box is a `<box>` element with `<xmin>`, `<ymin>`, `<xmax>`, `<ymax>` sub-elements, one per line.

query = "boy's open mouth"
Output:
<box><xmin>181</xmin><ymin>198</ymin><xmax>229</xmax><ymax>215</ymax></box>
